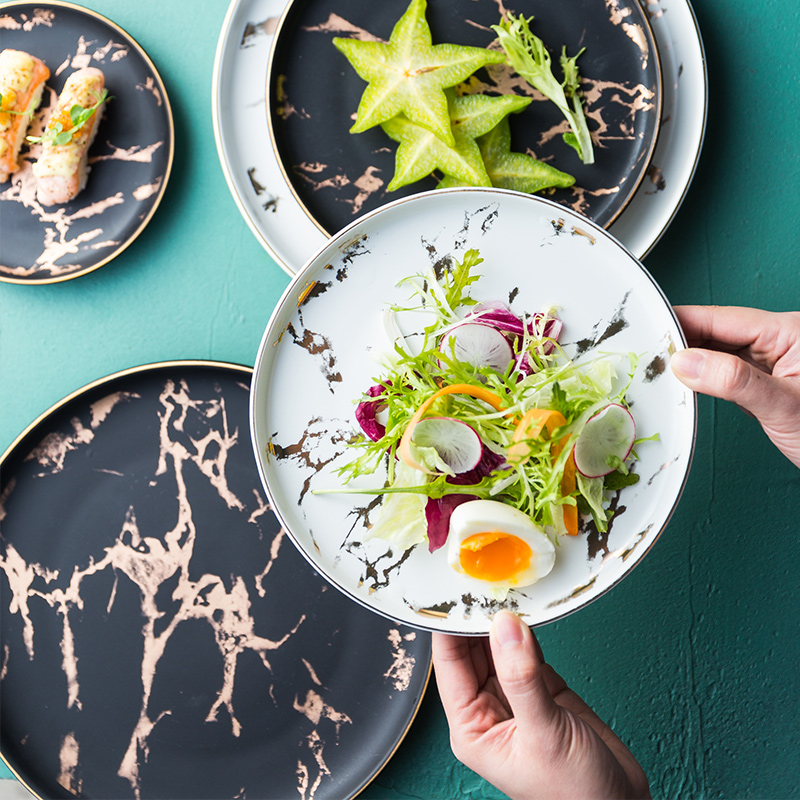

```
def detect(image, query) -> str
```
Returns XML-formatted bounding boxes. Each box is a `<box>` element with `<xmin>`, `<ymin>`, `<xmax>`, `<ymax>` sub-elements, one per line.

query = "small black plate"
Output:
<box><xmin>0</xmin><ymin>362</ymin><xmax>430</xmax><ymax>800</ymax></box>
<box><xmin>267</xmin><ymin>0</ymin><xmax>662</xmax><ymax>237</ymax></box>
<box><xmin>0</xmin><ymin>1</ymin><xmax>173</xmax><ymax>283</ymax></box>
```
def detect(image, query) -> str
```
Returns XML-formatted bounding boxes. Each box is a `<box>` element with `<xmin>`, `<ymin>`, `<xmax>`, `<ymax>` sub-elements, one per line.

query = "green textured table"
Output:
<box><xmin>1</xmin><ymin>1</ymin><xmax>799</xmax><ymax>798</ymax></box>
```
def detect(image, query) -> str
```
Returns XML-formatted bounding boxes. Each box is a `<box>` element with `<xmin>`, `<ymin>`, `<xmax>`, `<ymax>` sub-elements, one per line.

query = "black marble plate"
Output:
<box><xmin>0</xmin><ymin>362</ymin><xmax>431</xmax><ymax>800</ymax></box>
<box><xmin>267</xmin><ymin>0</ymin><xmax>662</xmax><ymax>237</ymax></box>
<box><xmin>0</xmin><ymin>1</ymin><xmax>173</xmax><ymax>284</ymax></box>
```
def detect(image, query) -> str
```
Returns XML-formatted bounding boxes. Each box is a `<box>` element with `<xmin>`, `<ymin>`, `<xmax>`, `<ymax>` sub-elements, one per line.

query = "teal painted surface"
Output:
<box><xmin>1</xmin><ymin>1</ymin><xmax>799</xmax><ymax>798</ymax></box>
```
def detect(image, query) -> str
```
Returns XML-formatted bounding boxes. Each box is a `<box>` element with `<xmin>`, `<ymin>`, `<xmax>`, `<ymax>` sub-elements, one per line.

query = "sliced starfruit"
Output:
<box><xmin>333</xmin><ymin>0</ymin><xmax>505</xmax><ymax>146</ymax></box>
<box><xmin>381</xmin><ymin>92</ymin><xmax>531</xmax><ymax>191</ymax></box>
<box><xmin>381</xmin><ymin>114</ymin><xmax>491</xmax><ymax>191</ymax></box>
<box><xmin>439</xmin><ymin>115</ymin><xmax>575</xmax><ymax>194</ymax></box>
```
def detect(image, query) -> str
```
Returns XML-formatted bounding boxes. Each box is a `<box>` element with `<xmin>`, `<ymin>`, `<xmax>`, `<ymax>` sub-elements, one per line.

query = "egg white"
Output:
<box><xmin>446</xmin><ymin>499</ymin><xmax>556</xmax><ymax>590</ymax></box>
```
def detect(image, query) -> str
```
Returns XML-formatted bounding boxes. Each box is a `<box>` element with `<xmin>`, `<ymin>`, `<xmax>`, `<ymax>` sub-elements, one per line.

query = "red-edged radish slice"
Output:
<box><xmin>398</xmin><ymin>384</ymin><xmax>505</xmax><ymax>472</ymax></box>
<box><xmin>411</xmin><ymin>417</ymin><xmax>483</xmax><ymax>474</ymax></box>
<box><xmin>439</xmin><ymin>322</ymin><xmax>514</xmax><ymax>373</ymax></box>
<box><xmin>573</xmin><ymin>403</ymin><xmax>636</xmax><ymax>478</ymax></box>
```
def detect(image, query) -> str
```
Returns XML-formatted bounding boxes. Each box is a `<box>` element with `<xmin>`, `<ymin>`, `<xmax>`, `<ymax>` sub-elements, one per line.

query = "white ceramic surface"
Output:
<box><xmin>249</xmin><ymin>188</ymin><xmax>697</xmax><ymax>634</ymax></box>
<box><xmin>212</xmin><ymin>0</ymin><xmax>707</xmax><ymax>273</ymax></box>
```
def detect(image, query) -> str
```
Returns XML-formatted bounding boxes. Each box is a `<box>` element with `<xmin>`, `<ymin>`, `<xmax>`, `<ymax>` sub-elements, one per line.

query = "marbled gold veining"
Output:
<box><xmin>0</xmin><ymin>375</ymin><xmax>389</xmax><ymax>800</ymax></box>
<box><xmin>0</xmin><ymin>8</ymin><xmax>54</xmax><ymax>32</ymax></box>
<box><xmin>57</xmin><ymin>732</ymin><xmax>81</xmax><ymax>795</ymax></box>
<box><xmin>384</xmin><ymin>629</ymin><xmax>417</xmax><ymax>691</ymax></box>
<box><xmin>0</xmin><ymin>10</ymin><xmax>172</xmax><ymax>283</ymax></box>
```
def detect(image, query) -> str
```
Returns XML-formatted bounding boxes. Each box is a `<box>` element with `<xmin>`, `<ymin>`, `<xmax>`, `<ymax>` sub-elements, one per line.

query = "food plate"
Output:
<box><xmin>250</xmin><ymin>188</ymin><xmax>696</xmax><ymax>635</ymax></box>
<box><xmin>0</xmin><ymin>1</ymin><xmax>173</xmax><ymax>284</ymax></box>
<box><xmin>267</xmin><ymin>0</ymin><xmax>661</xmax><ymax>237</ymax></box>
<box><xmin>0</xmin><ymin>362</ymin><xmax>430</xmax><ymax>799</ymax></box>
<box><xmin>212</xmin><ymin>0</ymin><xmax>705</xmax><ymax>273</ymax></box>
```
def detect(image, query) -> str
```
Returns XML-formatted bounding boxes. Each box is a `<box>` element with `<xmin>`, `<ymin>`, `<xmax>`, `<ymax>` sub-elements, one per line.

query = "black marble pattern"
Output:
<box><xmin>0</xmin><ymin>362</ymin><xmax>430</xmax><ymax>799</ymax></box>
<box><xmin>0</xmin><ymin>2</ymin><xmax>173</xmax><ymax>283</ymax></box>
<box><xmin>268</xmin><ymin>0</ymin><xmax>661</xmax><ymax>236</ymax></box>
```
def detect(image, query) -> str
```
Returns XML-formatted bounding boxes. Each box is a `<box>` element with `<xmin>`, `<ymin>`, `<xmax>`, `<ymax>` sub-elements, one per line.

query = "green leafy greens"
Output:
<box><xmin>492</xmin><ymin>14</ymin><xmax>595</xmax><ymax>165</ymax></box>
<box><xmin>322</xmin><ymin>250</ymin><xmax>644</xmax><ymax>546</ymax></box>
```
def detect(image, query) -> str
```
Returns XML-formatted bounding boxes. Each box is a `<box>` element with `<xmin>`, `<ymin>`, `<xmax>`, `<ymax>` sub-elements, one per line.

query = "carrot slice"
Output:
<box><xmin>507</xmin><ymin>408</ymin><xmax>566</xmax><ymax>466</ymax></box>
<box><xmin>560</xmin><ymin>445</ymin><xmax>579</xmax><ymax>536</ymax></box>
<box><xmin>513</xmin><ymin>416</ymin><xmax>579</xmax><ymax>536</ymax></box>
<box><xmin>398</xmin><ymin>383</ymin><xmax>504</xmax><ymax>471</ymax></box>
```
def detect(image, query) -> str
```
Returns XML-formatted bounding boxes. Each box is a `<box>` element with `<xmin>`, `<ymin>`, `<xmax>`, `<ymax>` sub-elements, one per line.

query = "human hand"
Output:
<box><xmin>432</xmin><ymin>611</ymin><xmax>650</xmax><ymax>800</ymax></box>
<box><xmin>671</xmin><ymin>305</ymin><xmax>800</xmax><ymax>468</ymax></box>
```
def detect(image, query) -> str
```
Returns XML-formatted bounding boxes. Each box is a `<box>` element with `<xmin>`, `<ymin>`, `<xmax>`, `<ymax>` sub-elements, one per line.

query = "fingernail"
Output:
<box><xmin>671</xmin><ymin>348</ymin><xmax>705</xmax><ymax>381</ymax></box>
<box><xmin>493</xmin><ymin>610</ymin><xmax>525</xmax><ymax>648</ymax></box>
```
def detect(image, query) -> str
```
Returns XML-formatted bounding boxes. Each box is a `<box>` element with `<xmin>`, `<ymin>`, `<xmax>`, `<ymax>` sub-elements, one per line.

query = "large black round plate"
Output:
<box><xmin>0</xmin><ymin>362</ymin><xmax>430</xmax><ymax>799</ymax></box>
<box><xmin>268</xmin><ymin>0</ymin><xmax>661</xmax><ymax>236</ymax></box>
<box><xmin>0</xmin><ymin>1</ymin><xmax>173</xmax><ymax>284</ymax></box>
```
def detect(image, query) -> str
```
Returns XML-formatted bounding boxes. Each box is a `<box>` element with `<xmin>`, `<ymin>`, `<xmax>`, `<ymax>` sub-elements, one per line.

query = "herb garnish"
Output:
<box><xmin>492</xmin><ymin>14</ymin><xmax>595</xmax><ymax>165</ymax></box>
<box><xmin>27</xmin><ymin>88</ymin><xmax>109</xmax><ymax>146</ymax></box>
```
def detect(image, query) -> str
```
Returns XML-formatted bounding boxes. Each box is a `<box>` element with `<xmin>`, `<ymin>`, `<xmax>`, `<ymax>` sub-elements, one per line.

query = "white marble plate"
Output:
<box><xmin>212</xmin><ymin>0</ymin><xmax>707</xmax><ymax>274</ymax></box>
<box><xmin>249</xmin><ymin>188</ymin><xmax>697</xmax><ymax>634</ymax></box>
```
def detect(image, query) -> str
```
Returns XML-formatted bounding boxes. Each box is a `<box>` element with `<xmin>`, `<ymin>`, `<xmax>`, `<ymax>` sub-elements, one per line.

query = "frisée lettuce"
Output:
<box><xmin>321</xmin><ymin>250</ymin><xmax>649</xmax><ymax>554</ymax></box>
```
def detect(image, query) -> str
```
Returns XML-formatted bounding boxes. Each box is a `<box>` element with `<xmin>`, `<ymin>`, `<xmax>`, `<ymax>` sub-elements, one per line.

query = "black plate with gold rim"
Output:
<box><xmin>0</xmin><ymin>1</ymin><xmax>173</xmax><ymax>284</ymax></box>
<box><xmin>0</xmin><ymin>361</ymin><xmax>430</xmax><ymax>799</ymax></box>
<box><xmin>267</xmin><ymin>0</ymin><xmax>662</xmax><ymax>237</ymax></box>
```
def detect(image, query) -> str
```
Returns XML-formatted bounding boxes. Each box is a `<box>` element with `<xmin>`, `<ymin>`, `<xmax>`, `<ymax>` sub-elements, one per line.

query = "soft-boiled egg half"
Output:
<box><xmin>446</xmin><ymin>500</ymin><xmax>556</xmax><ymax>589</ymax></box>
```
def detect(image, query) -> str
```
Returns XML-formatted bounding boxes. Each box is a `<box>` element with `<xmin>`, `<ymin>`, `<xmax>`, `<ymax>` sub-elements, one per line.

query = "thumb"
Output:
<box><xmin>489</xmin><ymin>611</ymin><xmax>558</xmax><ymax>732</ymax></box>
<box><xmin>671</xmin><ymin>347</ymin><xmax>778</xmax><ymax>416</ymax></box>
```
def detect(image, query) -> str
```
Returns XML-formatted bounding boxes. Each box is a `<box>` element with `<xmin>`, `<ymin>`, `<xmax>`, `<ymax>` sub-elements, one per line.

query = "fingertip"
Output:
<box><xmin>491</xmin><ymin>610</ymin><xmax>526</xmax><ymax>649</ymax></box>
<box><xmin>670</xmin><ymin>348</ymin><xmax>705</xmax><ymax>383</ymax></box>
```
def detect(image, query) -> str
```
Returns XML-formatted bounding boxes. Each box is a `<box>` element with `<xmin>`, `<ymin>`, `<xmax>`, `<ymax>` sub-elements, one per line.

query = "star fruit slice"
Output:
<box><xmin>381</xmin><ymin>92</ymin><xmax>531</xmax><ymax>191</ymax></box>
<box><xmin>438</xmin><ymin>115</ymin><xmax>575</xmax><ymax>194</ymax></box>
<box><xmin>333</xmin><ymin>0</ymin><xmax>505</xmax><ymax>146</ymax></box>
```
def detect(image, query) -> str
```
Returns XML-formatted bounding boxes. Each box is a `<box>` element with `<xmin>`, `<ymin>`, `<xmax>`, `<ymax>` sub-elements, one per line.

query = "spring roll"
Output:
<box><xmin>33</xmin><ymin>67</ymin><xmax>106</xmax><ymax>205</ymax></box>
<box><xmin>0</xmin><ymin>48</ymin><xmax>50</xmax><ymax>182</ymax></box>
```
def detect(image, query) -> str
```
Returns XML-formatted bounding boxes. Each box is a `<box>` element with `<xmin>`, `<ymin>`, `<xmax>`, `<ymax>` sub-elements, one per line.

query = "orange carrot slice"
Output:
<box><xmin>507</xmin><ymin>408</ymin><xmax>566</xmax><ymax>466</ymax></box>
<box><xmin>559</xmin><ymin>444</ymin><xmax>579</xmax><ymax>536</ymax></box>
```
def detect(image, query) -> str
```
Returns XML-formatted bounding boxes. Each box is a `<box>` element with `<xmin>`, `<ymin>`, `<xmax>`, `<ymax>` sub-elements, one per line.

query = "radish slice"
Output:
<box><xmin>411</xmin><ymin>416</ymin><xmax>483</xmax><ymax>474</ymax></box>
<box><xmin>573</xmin><ymin>403</ymin><xmax>636</xmax><ymax>478</ymax></box>
<box><xmin>440</xmin><ymin>323</ymin><xmax>513</xmax><ymax>373</ymax></box>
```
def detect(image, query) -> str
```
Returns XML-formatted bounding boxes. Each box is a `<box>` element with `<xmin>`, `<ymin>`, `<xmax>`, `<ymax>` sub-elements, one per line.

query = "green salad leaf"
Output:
<box><xmin>492</xmin><ymin>14</ymin><xmax>595</xmax><ymax>165</ymax></box>
<box><xmin>320</xmin><ymin>251</ymin><xmax>645</xmax><ymax>549</ymax></box>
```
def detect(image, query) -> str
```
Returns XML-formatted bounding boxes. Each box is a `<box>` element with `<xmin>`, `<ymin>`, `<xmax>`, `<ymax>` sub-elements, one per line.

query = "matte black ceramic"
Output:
<box><xmin>0</xmin><ymin>362</ymin><xmax>431</xmax><ymax>799</ymax></box>
<box><xmin>268</xmin><ymin>0</ymin><xmax>661</xmax><ymax>236</ymax></box>
<box><xmin>0</xmin><ymin>1</ymin><xmax>173</xmax><ymax>283</ymax></box>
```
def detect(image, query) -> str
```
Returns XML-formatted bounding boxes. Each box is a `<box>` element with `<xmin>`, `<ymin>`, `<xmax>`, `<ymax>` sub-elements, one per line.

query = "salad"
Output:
<box><xmin>327</xmin><ymin>250</ymin><xmax>653</xmax><ymax>592</ymax></box>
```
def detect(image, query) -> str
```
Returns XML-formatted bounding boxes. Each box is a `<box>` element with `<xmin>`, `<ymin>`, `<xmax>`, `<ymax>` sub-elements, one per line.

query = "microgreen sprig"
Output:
<box><xmin>0</xmin><ymin>92</ymin><xmax>34</xmax><ymax>119</ymax></box>
<box><xmin>27</xmin><ymin>88</ymin><xmax>109</xmax><ymax>146</ymax></box>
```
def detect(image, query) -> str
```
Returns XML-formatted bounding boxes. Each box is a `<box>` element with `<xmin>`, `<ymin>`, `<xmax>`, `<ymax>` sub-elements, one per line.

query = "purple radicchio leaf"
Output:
<box><xmin>424</xmin><ymin>448</ymin><xmax>507</xmax><ymax>552</ymax></box>
<box><xmin>355</xmin><ymin>383</ymin><xmax>389</xmax><ymax>441</ymax></box>
<box><xmin>425</xmin><ymin>494</ymin><xmax>475</xmax><ymax>553</ymax></box>
<box><xmin>467</xmin><ymin>303</ymin><xmax>562</xmax><ymax>377</ymax></box>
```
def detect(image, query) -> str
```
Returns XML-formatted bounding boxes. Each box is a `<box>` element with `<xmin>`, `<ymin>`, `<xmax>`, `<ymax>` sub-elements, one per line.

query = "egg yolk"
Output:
<box><xmin>459</xmin><ymin>531</ymin><xmax>532</xmax><ymax>582</ymax></box>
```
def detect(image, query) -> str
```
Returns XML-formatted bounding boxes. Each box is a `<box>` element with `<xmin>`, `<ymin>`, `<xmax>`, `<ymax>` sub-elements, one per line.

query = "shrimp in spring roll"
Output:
<box><xmin>0</xmin><ymin>48</ymin><xmax>50</xmax><ymax>182</ymax></box>
<box><xmin>33</xmin><ymin>67</ymin><xmax>107</xmax><ymax>205</ymax></box>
